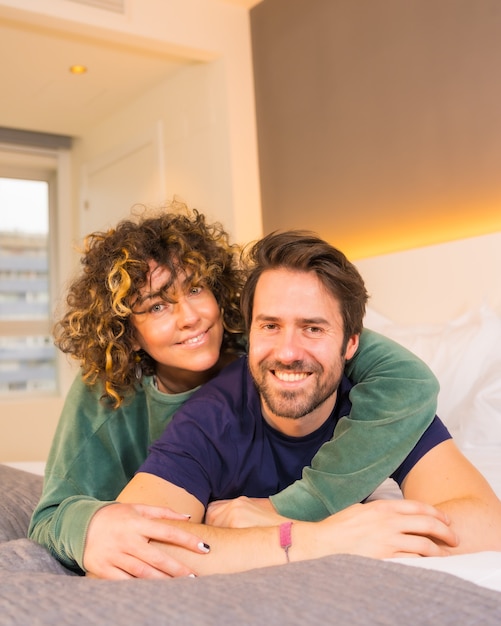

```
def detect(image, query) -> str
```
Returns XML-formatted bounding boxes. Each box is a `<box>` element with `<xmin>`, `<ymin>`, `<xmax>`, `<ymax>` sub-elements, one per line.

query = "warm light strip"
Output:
<box><xmin>329</xmin><ymin>218</ymin><xmax>501</xmax><ymax>261</ymax></box>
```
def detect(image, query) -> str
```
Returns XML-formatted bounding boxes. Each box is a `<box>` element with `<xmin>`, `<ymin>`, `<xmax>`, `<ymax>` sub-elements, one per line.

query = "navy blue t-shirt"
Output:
<box><xmin>139</xmin><ymin>356</ymin><xmax>450</xmax><ymax>507</ymax></box>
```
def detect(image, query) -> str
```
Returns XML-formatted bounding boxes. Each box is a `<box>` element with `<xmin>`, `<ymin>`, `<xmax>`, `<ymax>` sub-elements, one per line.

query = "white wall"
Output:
<box><xmin>0</xmin><ymin>0</ymin><xmax>263</xmax><ymax>244</ymax></box>
<box><xmin>74</xmin><ymin>60</ymin><xmax>239</xmax><ymax>239</ymax></box>
<box><xmin>0</xmin><ymin>0</ymin><xmax>262</xmax><ymax>462</ymax></box>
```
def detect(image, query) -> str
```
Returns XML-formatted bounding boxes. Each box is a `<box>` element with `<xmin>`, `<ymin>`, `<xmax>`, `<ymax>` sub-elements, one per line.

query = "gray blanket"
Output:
<box><xmin>1</xmin><ymin>464</ymin><xmax>500</xmax><ymax>625</ymax></box>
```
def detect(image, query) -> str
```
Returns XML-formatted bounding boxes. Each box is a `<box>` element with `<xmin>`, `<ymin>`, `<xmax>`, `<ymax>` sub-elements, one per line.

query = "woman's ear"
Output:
<box><xmin>131</xmin><ymin>329</ymin><xmax>141</xmax><ymax>352</ymax></box>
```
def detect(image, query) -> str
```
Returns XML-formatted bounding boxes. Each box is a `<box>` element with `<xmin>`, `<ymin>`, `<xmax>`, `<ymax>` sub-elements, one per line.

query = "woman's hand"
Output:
<box><xmin>83</xmin><ymin>502</ymin><xmax>209</xmax><ymax>579</ymax></box>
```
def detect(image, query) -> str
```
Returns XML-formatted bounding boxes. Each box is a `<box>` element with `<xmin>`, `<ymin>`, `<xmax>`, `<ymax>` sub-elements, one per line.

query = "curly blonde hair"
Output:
<box><xmin>54</xmin><ymin>205</ymin><xmax>245</xmax><ymax>407</ymax></box>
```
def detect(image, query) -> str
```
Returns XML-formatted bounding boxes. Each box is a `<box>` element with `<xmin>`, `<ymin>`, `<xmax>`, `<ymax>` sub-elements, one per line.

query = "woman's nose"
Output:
<box><xmin>176</xmin><ymin>297</ymin><xmax>201</xmax><ymax>327</ymax></box>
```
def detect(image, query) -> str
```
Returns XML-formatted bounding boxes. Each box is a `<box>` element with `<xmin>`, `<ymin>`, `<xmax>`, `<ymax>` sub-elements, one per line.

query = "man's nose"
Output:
<box><xmin>274</xmin><ymin>328</ymin><xmax>303</xmax><ymax>363</ymax></box>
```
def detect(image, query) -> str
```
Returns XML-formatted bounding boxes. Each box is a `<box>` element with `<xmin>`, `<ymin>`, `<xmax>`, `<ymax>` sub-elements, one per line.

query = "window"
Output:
<box><xmin>0</xmin><ymin>152</ymin><xmax>60</xmax><ymax>396</ymax></box>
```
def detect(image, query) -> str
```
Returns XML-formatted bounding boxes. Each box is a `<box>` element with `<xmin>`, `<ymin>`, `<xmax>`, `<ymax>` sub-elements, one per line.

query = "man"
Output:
<box><xmin>108</xmin><ymin>231</ymin><xmax>501</xmax><ymax>578</ymax></box>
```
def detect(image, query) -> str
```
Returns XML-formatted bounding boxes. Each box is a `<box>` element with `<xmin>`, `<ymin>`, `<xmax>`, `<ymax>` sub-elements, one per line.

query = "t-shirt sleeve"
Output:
<box><xmin>391</xmin><ymin>416</ymin><xmax>451</xmax><ymax>486</ymax></box>
<box><xmin>138</xmin><ymin>399</ymin><xmax>229</xmax><ymax>509</ymax></box>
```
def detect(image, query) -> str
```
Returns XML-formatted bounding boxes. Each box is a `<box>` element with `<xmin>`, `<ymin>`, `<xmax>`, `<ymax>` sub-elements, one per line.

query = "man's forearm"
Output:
<box><xmin>149</xmin><ymin>499</ymin><xmax>458</xmax><ymax>577</ymax></box>
<box><xmin>151</xmin><ymin>519</ymin><xmax>347</xmax><ymax>575</ymax></box>
<box><xmin>401</xmin><ymin>440</ymin><xmax>501</xmax><ymax>554</ymax></box>
<box><xmin>435</xmin><ymin>496</ymin><xmax>501</xmax><ymax>554</ymax></box>
<box><xmin>151</xmin><ymin>521</ymin><xmax>292</xmax><ymax>575</ymax></box>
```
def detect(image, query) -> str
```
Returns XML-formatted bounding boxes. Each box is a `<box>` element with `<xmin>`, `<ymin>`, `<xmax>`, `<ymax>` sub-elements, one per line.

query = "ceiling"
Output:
<box><xmin>0</xmin><ymin>0</ymin><xmax>264</xmax><ymax>140</ymax></box>
<box><xmin>0</xmin><ymin>15</ymin><xmax>193</xmax><ymax>138</ymax></box>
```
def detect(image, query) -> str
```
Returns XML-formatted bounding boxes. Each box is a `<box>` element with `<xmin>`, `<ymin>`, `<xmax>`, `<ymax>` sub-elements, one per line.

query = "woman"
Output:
<box><xmin>29</xmin><ymin>203</ymin><xmax>439</xmax><ymax>579</ymax></box>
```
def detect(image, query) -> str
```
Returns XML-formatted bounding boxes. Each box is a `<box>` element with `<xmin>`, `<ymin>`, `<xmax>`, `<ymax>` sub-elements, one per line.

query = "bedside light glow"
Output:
<box><xmin>69</xmin><ymin>65</ymin><xmax>88</xmax><ymax>75</ymax></box>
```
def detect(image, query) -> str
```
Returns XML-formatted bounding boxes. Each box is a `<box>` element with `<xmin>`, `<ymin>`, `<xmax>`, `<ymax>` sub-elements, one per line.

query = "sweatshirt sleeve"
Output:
<box><xmin>270</xmin><ymin>329</ymin><xmax>440</xmax><ymax>520</ymax></box>
<box><xmin>28</xmin><ymin>375</ymin><xmax>144</xmax><ymax>573</ymax></box>
<box><xmin>29</xmin><ymin>490</ymin><xmax>111</xmax><ymax>574</ymax></box>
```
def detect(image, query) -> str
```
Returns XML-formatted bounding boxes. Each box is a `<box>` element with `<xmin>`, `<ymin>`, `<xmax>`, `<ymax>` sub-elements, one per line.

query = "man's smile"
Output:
<box><xmin>272</xmin><ymin>369</ymin><xmax>311</xmax><ymax>383</ymax></box>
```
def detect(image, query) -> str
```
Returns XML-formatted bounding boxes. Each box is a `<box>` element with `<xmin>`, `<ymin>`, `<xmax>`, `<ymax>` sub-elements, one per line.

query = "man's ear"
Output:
<box><xmin>344</xmin><ymin>334</ymin><xmax>359</xmax><ymax>360</ymax></box>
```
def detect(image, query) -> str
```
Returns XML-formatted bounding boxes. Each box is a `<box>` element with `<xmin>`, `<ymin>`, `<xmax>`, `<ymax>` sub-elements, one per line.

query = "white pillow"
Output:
<box><xmin>364</xmin><ymin>305</ymin><xmax>501</xmax><ymax>449</ymax></box>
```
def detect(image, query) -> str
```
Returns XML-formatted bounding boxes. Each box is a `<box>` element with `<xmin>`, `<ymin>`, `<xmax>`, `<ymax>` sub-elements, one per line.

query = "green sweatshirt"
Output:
<box><xmin>29</xmin><ymin>329</ymin><xmax>439</xmax><ymax>573</ymax></box>
<box><xmin>270</xmin><ymin>329</ymin><xmax>440</xmax><ymax>519</ymax></box>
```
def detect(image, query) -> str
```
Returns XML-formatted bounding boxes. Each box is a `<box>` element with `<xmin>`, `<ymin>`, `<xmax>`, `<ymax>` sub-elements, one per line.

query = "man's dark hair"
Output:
<box><xmin>241</xmin><ymin>231</ymin><xmax>368</xmax><ymax>346</ymax></box>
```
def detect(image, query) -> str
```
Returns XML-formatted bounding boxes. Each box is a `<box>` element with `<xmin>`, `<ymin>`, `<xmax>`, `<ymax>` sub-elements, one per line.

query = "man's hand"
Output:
<box><xmin>297</xmin><ymin>499</ymin><xmax>458</xmax><ymax>561</ymax></box>
<box><xmin>83</xmin><ymin>503</ymin><xmax>210</xmax><ymax>579</ymax></box>
<box><xmin>206</xmin><ymin>496</ymin><xmax>289</xmax><ymax>528</ymax></box>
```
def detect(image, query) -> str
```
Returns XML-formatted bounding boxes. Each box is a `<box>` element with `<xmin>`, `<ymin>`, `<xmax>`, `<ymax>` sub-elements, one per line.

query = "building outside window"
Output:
<box><xmin>0</xmin><ymin>176</ymin><xmax>57</xmax><ymax>395</ymax></box>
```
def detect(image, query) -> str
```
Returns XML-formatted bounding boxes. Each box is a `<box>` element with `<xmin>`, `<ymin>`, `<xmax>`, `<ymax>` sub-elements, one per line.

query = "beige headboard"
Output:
<box><xmin>355</xmin><ymin>231</ymin><xmax>501</xmax><ymax>325</ymax></box>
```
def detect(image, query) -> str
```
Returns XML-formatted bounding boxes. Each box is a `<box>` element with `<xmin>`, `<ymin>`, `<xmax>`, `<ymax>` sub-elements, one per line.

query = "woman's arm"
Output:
<box><xmin>270</xmin><ymin>329</ymin><xmax>440</xmax><ymax>520</ymax></box>
<box><xmin>28</xmin><ymin>375</ymin><xmax>203</xmax><ymax>575</ymax></box>
<box><xmin>28</xmin><ymin>376</ymin><xmax>123</xmax><ymax>571</ymax></box>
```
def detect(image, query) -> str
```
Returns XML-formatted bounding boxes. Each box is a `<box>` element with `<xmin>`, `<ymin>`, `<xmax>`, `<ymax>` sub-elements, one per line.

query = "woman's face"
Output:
<box><xmin>130</xmin><ymin>261</ymin><xmax>224</xmax><ymax>392</ymax></box>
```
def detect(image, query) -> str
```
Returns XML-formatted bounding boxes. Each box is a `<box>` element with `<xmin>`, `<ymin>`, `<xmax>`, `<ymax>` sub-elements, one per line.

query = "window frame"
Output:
<box><xmin>0</xmin><ymin>143</ymin><xmax>75</xmax><ymax>400</ymax></box>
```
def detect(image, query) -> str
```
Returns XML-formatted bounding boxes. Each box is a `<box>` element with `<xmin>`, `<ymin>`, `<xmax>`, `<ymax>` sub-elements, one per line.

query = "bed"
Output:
<box><xmin>363</xmin><ymin>302</ymin><xmax>501</xmax><ymax>592</ymax></box>
<box><xmin>357</xmin><ymin>231</ymin><xmax>501</xmax><ymax>594</ymax></box>
<box><xmin>1</xmin><ymin>464</ymin><xmax>501</xmax><ymax>626</ymax></box>
<box><xmin>1</xmin><ymin>231</ymin><xmax>501</xmax><ymax>624</ymax></box>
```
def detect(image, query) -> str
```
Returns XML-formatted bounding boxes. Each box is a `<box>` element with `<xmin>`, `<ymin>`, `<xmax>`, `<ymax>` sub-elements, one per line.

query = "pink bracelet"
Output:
<box><xmin>279</xmin><ymin>521</ymin><xmax>293</xmax><ymax>562</ymax></box>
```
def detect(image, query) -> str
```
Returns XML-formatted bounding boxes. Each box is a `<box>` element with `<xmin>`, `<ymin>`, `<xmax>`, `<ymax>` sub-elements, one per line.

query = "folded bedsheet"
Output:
<box><xmin>0</xmin><ymin>547</ymin><xmax>500</xmax><ymax>626</ymax></box>
<box><xmin>391</xmin><ymin>551</ymin><xmax>501</xmax><ymax>593</ymax></box>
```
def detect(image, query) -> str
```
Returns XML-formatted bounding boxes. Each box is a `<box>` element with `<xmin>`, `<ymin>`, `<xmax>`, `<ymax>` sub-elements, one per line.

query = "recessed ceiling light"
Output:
<box><xmin>69</xmin><ymin>65</ymin><xmax>88</xmax><ymax>75</ymax></box>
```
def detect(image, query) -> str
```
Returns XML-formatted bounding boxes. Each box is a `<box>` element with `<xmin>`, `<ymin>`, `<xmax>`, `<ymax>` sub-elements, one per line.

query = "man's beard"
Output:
<box><xmin>250</xmin><ymin>359</ymin><xmax>344</xmax><ymax>420</ymax></box>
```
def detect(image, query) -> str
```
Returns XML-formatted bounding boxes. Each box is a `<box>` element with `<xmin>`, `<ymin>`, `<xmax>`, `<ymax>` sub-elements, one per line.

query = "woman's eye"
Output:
<box><xmin>150</xmin><ymin>302</ymin><xmax>167</xmax><ymax>314</ymax></box>
<box><xmin>190</xmin><ymin>285</ymin><xmax>203</xmax><ymax>296</ymax></box>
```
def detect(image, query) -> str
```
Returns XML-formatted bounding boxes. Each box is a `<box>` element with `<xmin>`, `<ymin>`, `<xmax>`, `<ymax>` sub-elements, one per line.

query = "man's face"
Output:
<box><xmin>248</xmin><ymin>268</ymin><xmax>359</xmax><ymax>434</ymax></box>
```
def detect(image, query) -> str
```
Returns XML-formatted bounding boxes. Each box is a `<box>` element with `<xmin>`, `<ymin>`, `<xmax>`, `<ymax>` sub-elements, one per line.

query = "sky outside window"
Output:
<box><xmin>0</xmin><ymin>178</ymin><xmax>49</xmax><ymax>235</ymax></box>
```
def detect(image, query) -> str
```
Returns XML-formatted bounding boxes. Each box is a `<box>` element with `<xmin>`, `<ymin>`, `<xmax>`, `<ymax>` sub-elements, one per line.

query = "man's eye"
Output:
<box><xmin>306</xmin><ymin>326</ymin><xmax>323</xmax><ymax>334</ymax></box>
<box><xmin>190</xmin><ymin>285</ymin><xmax>203</xmax><ymax>296</ymax></box>
<box><xmin>263</xmin><ymin>323</ymin><xmax>278</xmax><ymax>330</ymax></box>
